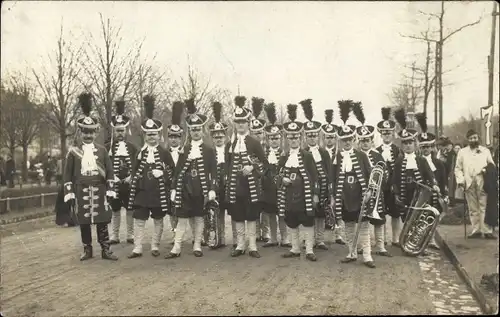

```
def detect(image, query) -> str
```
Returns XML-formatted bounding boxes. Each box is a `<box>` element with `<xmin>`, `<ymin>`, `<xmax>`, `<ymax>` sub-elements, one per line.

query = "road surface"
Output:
<box><xmin>0</xmin><ymin>212</ymin><xmax>483</xmax><ymax>316</ymax></box>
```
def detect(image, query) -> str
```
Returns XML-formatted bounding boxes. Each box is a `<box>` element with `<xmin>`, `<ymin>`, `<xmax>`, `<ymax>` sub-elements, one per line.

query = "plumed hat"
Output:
<box><xmin>77</xmin><ymin>92</ymin><xmax>99</xmax><ymax>130</ymax></box>
<box><xmin>353</xmin><ymin>101</ymin><xmax>375</xmax><ymax>139</ymax></box>
<box><xmin>321</xmin><ymin>109</ymin><xmax>337</xmax><ymax>136</ymax></box>
<box><xmin>141</xmin><ymin>95</ymin><xmax>162</xmax><ymax>132</ymax></box>
<box><xmin>110</xmin><ymin>100</ymin><xmax>130</xmax><ymax>128</ymax></box>
<box><xmin>337</xmin><ymin>100</ymin><xmax>356</xmax><ymax>139</ymax></box>
<box><xmin>283</xmin><ymin>104</ymin><xmax>303</xmax><ymax>134</ymax></box>
<box><xmin>377</xmin><ymin>107</ymin><xmax>396</xmax><ymax>131</ymax></box>
<box><xmin>264</xmin><ymin>102</ymin><xmax>282</xmax><ymax>136</ymax></box>
<box><xmin>250</xmin><ymin>97</ymin><xmax>266</xmax><ymax>132</ymax></box>
<box><xmin>168</xmin><ymin>101</ymin><xmax>184</xmax><ymax>136</ymax></box>
<box><xmin>209</xmin><ymin>101</ymin><xmax>228</xmax><ymax>133</ymax></box>
<box><xmin>394</xmin><ymin>108</ymin><xmax>417</xmax><ymax>141</ymax></box>
<box><xmin>185</xmin><ymin>98</ymin><xmax>208</xmax><ymax>128</ymax></box>
<box><xmin>300</xmin><ymin>99</ymin><xmax>322</xmax><ymax>134</ymax></box>
<box><xmin>233</xmin><ymin>96</ymin><xmax>252</xmax><ymax>122</ymax></box>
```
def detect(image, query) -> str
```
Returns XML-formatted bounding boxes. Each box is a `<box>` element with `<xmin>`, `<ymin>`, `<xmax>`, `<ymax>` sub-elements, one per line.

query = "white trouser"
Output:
<box><xmin>169</xmin><ymin>215</ymin><xmax>178</xmax><ymax>232</ymax></box>
<box><xmin>236</xmin><ymin>221</ymin><xmax>258</xmax><ymax>251</ymax></box>
<box><xmin>267</xmin><ymin>213</ymin><xmax>278</xmax><ymax>243</ymax></box>
<box><xmin>466</xmin><ymin>176</ymin><xmax>492</xmax><ymax>235</ymax></box>
<box><xmin>288</xmin><ymin>227</ymin><xmax>300</xmax><ymax>253</ymax></box>
<box><xmin>314</xmin><ymin>218</ymin><xmax>326</xmax><ymax>245</ymax></box>
<box><xmin>171</xmin><ymin>218</ymin><xmax>188</xmax><ymax>254</ymax></box>
<box><xmin>192</xmin><ymin>216</ymin><xmax>204</xmax><ymax>252</ymax></box>
<box><xmin>110</xmin><ymin>208</ymin><xmax>134</xmax><ymax>240</ymax></box>
<box><xmin>334</xmin><ymin>219</ymin><xmax>345</xmax><ymax>241</ymax></box>
<box><xmin>302</xmin><ymin>225</ymin><xmax>315</xmax><ymax>254</ymax></box>
<box><xmin>392</xmin><ymin>217</ymin><xmax>402</xmax><ymax>244</ymax></box>
<box><xmin>132</xmin><ymin>219</ymin><xmax>146</xmax><ymax>254</ymax></box>
<box><xmin>345</xmin><ymin>221</ymin><xmax>373</xmax><ymax>262</ymax></box>
<box><xmin>151</xmin><ymin>218</ymin><xmax>164</xmax><ymax>251</ymax></box>
<box><xmin>374</xmin><ymin>224</ymin><xmax>387</xmax><ymax>252</ymax></box>
<box><xmin>278</xmin><ymin>215</ymin><xmax>289</xmax><ymax>244</ymax></box>
<box><xmin>260</xmin><ymin>212</ymin><xmax>270</xmax><ymax>240</ymax></box>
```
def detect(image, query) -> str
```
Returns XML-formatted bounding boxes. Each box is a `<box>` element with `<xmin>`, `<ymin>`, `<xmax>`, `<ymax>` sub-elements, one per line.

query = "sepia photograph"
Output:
<box><xmin>0</xmin><ymin>0</ymin><xmax>498</xmax><ymax>315</ymax></box>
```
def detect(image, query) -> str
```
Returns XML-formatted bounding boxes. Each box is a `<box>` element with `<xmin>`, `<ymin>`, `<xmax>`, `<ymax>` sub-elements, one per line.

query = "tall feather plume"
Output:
<box><xmin>143</xmin><ymin>95</ymin><xmax>155</xmax><ymax>120</ymax></box>
<box><xmin>381</xmin><ymin>107</ymin><xmax>391</xmax><ymax>121</ymax></box>
<box><xmin>171</xmin><ymin>101</ymin><xmax>184</xmax><ymax>126</ymax></box>
<box><xmin>337</xmin><ymin>100</ymin><xmax>352</xmax><ymax>124</ymax></box>
<box><xmin>352</xmin><ymin>101</ymin><xmax>365</xmax><ymax>125</ymax></box>
<box><xmin>287</xmin><ymin>104</ymin><xmax>297</xmax><ymax>122</ymax></box>
<box><xmin>234</xmin><ymin>96</ymin><xmax>246</xmax><ymax>108</ymax></box>
<box><xmin>265</xmin><ymin>103</ymin><xmax>277</xmax><ymax>125</ymax></box>
<box><xmin>212</xmin><ymin>101</ymin><xmax>223</xmax><ymax>123</ymax></box>
<box><xmin>184</xmin><ymin>98</ymin><xmax>197</xmax><ymax>115</ymax></box>
<box><xmin>115</xmin><ymin>100</ymin><xmax>125</xmax><ymax>115</ymax></box>
<box><xmin>78</xmin><ymin>93</ymin><xmax>93</xmax><ymax>117</ymax></box>
<box><xmin>394</xmin><ymin>108</ymin><xmax>407</xmax><ymax>130</ymax></box>
<box><xmin>299</xmin><ymin>99</ymin><xmax>313</xmax><ymax>121</ymax></box>
<box><xmin>415</xmin><ymin>112</ymin><xmax>428</xmax><ymax>133</ymax></box>
<box><xmin>251</xmin><ymin>97</ymin><xmax>265</xmax><ymax>118</ymax></box>
<box><xmin>325</xmin><ymin>109</ymin><xmax>333</xmax><ymax>124</ymax></box>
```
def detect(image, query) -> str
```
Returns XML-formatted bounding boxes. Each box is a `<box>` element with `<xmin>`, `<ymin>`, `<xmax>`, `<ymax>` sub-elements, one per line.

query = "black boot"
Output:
<box><xmin>80</xmin><ymin>245</ymin><xmax>93</xmax><ymax>261</ymax></box>
<box><xmin>101</xmin><ymin>248</ymin><xmax>118</xmax><ymax>261</ymax></box>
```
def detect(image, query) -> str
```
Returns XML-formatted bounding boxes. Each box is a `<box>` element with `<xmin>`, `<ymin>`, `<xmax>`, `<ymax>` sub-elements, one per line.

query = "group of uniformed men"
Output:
<box><xmin>63</xmin><ymin>93</ymin><xmax>447</xmax><ymax>268</ymax></box>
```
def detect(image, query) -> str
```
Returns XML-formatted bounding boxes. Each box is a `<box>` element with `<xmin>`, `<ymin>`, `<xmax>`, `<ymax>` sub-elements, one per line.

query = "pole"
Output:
<box><xmin>434</xmin><ymin>42</ymin><xmax>439</xmax><ymax>136</ymax></box>
<box><xmin>488</xmin><ymin>2</ymin><xmax>498</xmax><ymax>109</ymax></box>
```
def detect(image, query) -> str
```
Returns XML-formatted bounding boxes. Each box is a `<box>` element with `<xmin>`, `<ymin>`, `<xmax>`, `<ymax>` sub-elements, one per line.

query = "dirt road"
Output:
<box><xmin>0</xmin><ymin>213</ymin><xmax>482</xmax><ymax>316</ymax></box>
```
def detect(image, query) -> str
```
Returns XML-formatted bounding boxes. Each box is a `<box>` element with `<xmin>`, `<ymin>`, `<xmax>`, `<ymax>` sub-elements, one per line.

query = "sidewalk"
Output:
<box><xmin>0</xmin><ymin>206</ymin><xmax>54</xmax><ymax>225</ymax></box>
<box><xmin>437</xmin><ymin>224</ymin><xmax>499</xmax><ymax>314</ymax></box>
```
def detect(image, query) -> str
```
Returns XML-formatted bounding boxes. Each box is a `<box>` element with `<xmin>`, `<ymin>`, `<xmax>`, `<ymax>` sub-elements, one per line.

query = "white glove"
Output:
<box><xmin>208</xmin><ymin>190</ymin><xmax>216</xmax><ymax>201</ymax></box>
<box><xmin>170</xmin><ymin>189</ymin><xmax>176</xmax><ymax>202</ymax></box>
<box><xmin>152</xmin><ymin>169</ymin><xmax>163</xmax><ymax>179</ymax></box>
<box><xmin>124</xmin><ymin>175</ymin><xmax>131</xmax><ymax>183</ymax></box>
<box><xmin>114</xmin><ymin>175</ymin><xmax>120</xmax><ymax>182</ymax></box>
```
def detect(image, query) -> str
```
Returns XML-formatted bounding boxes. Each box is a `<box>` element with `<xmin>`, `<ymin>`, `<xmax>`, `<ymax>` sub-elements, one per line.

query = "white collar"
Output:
<box><xmin>191</xmin><ymin>139</ymin><xmax>203</xmax><ymax>147</ymax></box>
<box><xmin>289</xmin><ymin>147</ymin><xmax>300</xmax><ymax>155</ymax></box>
<box><xmin>171</xmin><ymin>146</ymin><xmax>180</xmax><ymax>152</ymax></box>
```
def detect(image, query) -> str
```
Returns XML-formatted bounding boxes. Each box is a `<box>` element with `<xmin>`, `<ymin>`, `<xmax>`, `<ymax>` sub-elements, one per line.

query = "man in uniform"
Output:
<box><xmin>63</xmin><ymin>92</ymin><xmax>118</xmax><ymax>261</ymax></box>
<box><xmin>249</xmin><ymin>97</ymin><xmax>270</xmax><ymax>243</ymax></box>
<box><xmin>227</xmin><ymin>96</ymin><xmax>268</xmax><ymax>258</ymax></box>
<box><xmin>166</xmin><ymin>101</ymin><xmax>185</xmax><ymax>242</ymax></box>
<box><xmin>107</xmin><ymin>100</ymin><xmax>137</xmax><ymax>245</ymax></box>
<box><xmin>415</xmin><ymin>112</ymin><xmax>448</xmax><ymax>251</ymax></box>
<box><xmin>376</xmin><ymin>107</ymin><xmax>402</xmax><ymax>247</ymax></box>
<box><xmin>166</xmin><ymin>98</ymin><xmax>217</xmax><ymax>259</ymax></box>
<box><xmin>321</xmin><ymin>110</ymin><xmax>345</xmax><ymax>244</ymax></box>
<box><xmin>208</xmin><ymin>101</ymin><xmax>229</xmax><ymax>249</ymax></box>
<box><xmin>127</xmin><ymin>96</ymin><xmax>175</xmax><ymax>258</ymax></box>
<box><xmin>277</xmin><ymin>104</ymin><xmax>319</xmax><ymax>261</ymax></box>
<box><xmin>392</xmin><ymin>108</ymin><xmax>439</xmax><ymax>237</ymax></box>
<box><xmin>261</xmin><ymin>102</ymin><xmax>290</xmax><ymax>248</ymax></box>
<box><xmin>353</xmin><ymin>102</ymin><xmax>391</xmax><ymax>257</ymax></box>
<box><xmin>334</xmin><ymin>100</ymin><xmax>374</xmax><ymax>268</ymax></box>
<box><xmin>300</xmin><ymin>99</ymin><xmax>332</xmax><ymax>250</ymax></box>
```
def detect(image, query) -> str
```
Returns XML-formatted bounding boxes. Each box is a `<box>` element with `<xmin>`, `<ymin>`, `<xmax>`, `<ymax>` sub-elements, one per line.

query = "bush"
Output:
<box><xmin>0</xmin><ymin>185</ymin><xmax>58</xmax><ymax>214</ymax></box>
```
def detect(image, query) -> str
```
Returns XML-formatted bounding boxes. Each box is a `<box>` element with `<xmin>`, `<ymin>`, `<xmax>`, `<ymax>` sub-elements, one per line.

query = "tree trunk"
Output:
<box><xmin>60</xmin><ymin>131</ymin><xmax>67</xmax><ymax>165</ymax></box>
<box><xmin>22</xmin><ymin>145</ymin><xmax>28</xmax><ymax>182</ymax></box>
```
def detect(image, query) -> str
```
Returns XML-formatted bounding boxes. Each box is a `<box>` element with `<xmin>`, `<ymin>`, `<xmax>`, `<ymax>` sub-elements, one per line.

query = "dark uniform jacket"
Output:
<box><xmin>129</xmin><ymin>145</ymin><xmax>175</xmax><ymax>212</ymax></box>
<box><xmin>261</xmin><ymin>146</ymin><xmax>283</xmax><ymax>207</ymax></box>
<box><xmin>225</xmin><ymin>134</ymin><xmax>268</xmax><ymax>202</ymax></box>
<box><xmin>63</xmin><ymin>143</ymin><xmax>115</xmax><ymax>225</ymax></box>
<box><xmin>171</xmin><ymin>143</ymin><xmax>217</xmax><ymax>210</ymax></box>
<box><xmin>276</xmin><ymin>149</ymin><xmax>319</xmax><ymax>216</ymax></box>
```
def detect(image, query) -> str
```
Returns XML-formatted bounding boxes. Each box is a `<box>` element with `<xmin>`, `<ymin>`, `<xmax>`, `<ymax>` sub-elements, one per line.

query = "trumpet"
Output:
<box><xmin>349</xmin><ymin>161</ymin><xmax>386</xmax><ymax>258</ymax></box>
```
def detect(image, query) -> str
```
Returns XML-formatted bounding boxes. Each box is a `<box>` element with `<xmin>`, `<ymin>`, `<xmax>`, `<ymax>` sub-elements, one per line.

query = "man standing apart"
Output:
<box><xmin>376</xmin><ymin>107</ymin><xmax>402</xmax><ymax>247</ymax></box>
<box><xmin>107</xmin><ymin>100</ymin><xmax>137</xmax><ymax>245</ymax></box>
<box><xmin>455</xmin><ymin>129</ymin><xmax>496</xmax><ymax>239</ymax></box>
<box><xmin>227</xmin><ymin>96</ymin><xmax>268</xmax><ymax>258</ymax></box>
<box><xmin>128</xmin><ymin>96</ymin><xmax>174</xmax><ymax>258</ymax></box>
<box><xmin>166</xmin><ymin>98</ymin><xmax>217</xmax><ymax>258</ymax></box>
<box><xmin>63</xmin><ymin>92</ymin><xmax>118</xmax><ymax>261</ymax></box>
<box><xmin>300</xmin><ymin>99</ymin><xmax>332</xmax><ymax>250</ymax></box>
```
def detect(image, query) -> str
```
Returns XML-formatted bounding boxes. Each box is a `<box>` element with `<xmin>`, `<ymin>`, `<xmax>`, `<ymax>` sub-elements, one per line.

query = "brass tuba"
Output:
<box><xmin>204</xmin><ymin>199</ymin><xmax>222</xmax><ymax>249</ymax></box>
<box><xmin>399</xmin><ymin>181</ymin><xmax>441</xmax><ymax>256</ymax></box>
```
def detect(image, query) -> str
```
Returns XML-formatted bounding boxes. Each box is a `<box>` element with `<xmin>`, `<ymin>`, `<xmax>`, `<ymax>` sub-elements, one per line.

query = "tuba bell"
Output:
<box><xmin>399</xmin><ymin>181</ymin><xmax>441</xmax><ymax>256</ymax></box>
<box><xmin>204</xmin><ymin>199</ymin><xmax>222</xmax><ymax>249</ymax></box>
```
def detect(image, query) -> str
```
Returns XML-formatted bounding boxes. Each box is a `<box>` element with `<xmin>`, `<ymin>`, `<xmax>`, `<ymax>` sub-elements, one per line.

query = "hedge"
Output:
<box><xmin>0</xmin><ymin>185</ymin><xmax>58</xmax><ymax>214</ymax></box>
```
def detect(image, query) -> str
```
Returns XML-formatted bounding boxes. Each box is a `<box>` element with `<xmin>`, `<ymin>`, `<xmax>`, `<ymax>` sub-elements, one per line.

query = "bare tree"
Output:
<box><xmin>32</xmin><ymin>23</ymin><xmax>83</xmax><ymax>159</ymax></box>
<box><xmin>79</xmin><ymin>13</ymin><xmax>144</xmax><ymax>141</ymax></box>
<box><xmin>0</xmin><ymin>84</ymin><xmax>19</xmax><ymax>156</ymax></box>
<box><xmin>1</xmin><ymin>73</ymin><xmax>41</xmax><ymax>180</ymax></box>
<box><xmin>400</xmin><ymin>1</ymin><xmax>483</xmax><ymax>134</ymax></box>
<box><xmin>172</xmin><ymin>60</ymin><xmax>233</xmax><ymax>118</ymax></box>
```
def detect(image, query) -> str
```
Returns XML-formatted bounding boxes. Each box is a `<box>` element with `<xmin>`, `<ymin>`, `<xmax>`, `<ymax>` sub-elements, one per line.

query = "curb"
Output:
<box><xmin>435</xmin><ymin>230</ymin><xmax>497</xmax><ymax>315</ymax></box>
<box><xmin>0</xmin><ymin>210</ymin><xmax>54</xmax><ymax>225</ymax></box>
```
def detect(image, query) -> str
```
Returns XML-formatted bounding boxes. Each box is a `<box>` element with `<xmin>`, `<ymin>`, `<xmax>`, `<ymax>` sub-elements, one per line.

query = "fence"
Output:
<box><xmin>0</xmin><ymin>192</ymin><xmax>57</xmax><ymax>214</ymax></box>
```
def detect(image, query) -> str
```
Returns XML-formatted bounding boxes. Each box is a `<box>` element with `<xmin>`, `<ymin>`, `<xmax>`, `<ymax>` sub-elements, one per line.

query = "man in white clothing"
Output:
<box><xmin>455</xmin><ymin>129</ymin><xmax>496</xmax><ymax>239</ymax></box>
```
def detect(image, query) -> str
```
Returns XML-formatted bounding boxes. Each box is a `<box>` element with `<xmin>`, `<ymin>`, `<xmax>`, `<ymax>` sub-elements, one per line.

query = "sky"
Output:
<box><xmin>1</xmin><ymin>0</ymin><xmax>498</xmax><ymax>128</ymax></box>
